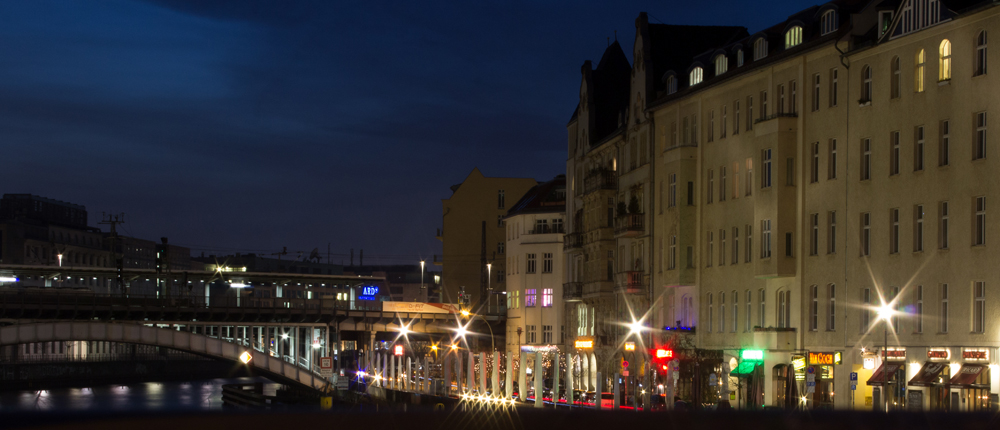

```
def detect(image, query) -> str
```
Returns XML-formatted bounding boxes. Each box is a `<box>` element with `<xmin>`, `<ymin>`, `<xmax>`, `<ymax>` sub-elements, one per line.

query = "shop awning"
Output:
<box><xmin>866</xmin><ymin>362</ymin><xmax>902</xmax><ymax>386</ymax></box>
<box><xmin>730</xmin><ymin>361</ymin><xmax>758</xmax><ymax>378</ymax></box>
<box><xmin>908</xmin><ymin>362</ymin><xmax>949</xmax><ymax>386</ymax></box>
<box><xmin>949</xmin><ymin>364</ymin><xmax>986</xmax><ymax>387</ymax></box>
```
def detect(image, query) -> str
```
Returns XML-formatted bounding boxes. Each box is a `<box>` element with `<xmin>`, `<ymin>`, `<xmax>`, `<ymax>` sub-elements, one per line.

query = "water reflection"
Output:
<box><xmin>0</xmin><ymin>377</ymin><xmax>277</xmax><ymax>411</ymax></box>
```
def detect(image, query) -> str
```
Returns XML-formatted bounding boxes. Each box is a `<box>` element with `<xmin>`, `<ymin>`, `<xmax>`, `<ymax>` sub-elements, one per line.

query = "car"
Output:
<box><xmin>649</xmin><ymin>394</ymin><xmax>667</xmax><ymax>411</ymax></box>
<box><xmin>600</xmin><ymin>392</ymin><xmax>614</xmax><ymax>408</ymax></box>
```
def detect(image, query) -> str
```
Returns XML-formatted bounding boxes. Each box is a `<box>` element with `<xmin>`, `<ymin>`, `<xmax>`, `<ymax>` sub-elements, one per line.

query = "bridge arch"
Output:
<box><xmin>0</xmin><ymin>321</ymin><xmax>331</xmax><ymax>392</ymax></box>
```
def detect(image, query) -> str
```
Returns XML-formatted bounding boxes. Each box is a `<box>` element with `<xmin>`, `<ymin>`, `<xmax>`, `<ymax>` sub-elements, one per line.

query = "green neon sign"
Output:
<box><xmin>741</xmin><ymin>349</ymin><xmax>764</xmax><ymax>361</ymax></box>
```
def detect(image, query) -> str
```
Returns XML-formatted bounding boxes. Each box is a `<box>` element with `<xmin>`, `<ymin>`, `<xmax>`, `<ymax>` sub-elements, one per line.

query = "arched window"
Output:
<box><xmin>915</xmin><ymin>49</ymin><xmax>926</xmax><ymax>92</ymax></box>
<box><xmin>861</xmin><ymin>65</ymin><xmax>872</xmax><ymax>102</ymax></box>
<box><xmin>785</xmin><ymin>26</ymin><xmax>803</xmax><ymax>48</ymax></box>
<box><xmin>666</xmin><ymin>75</ymin><xmax>678</xmax><ymax>94</ymax></box>
<box><xmin>820</xmin><ymin>10</ymin><xmax>838</xmax><ymax>35</ymax></box>
<box><xmin>715</xmin><ymin>54</ymin><xmax>728</xmax><ymax>75</ymax></box>
<box><xmin>939</xmin><ymin>39</ymin><xmax>952</xmax><ymax>81</ymax></box>
<box><xmin>689</xmin><ymin>67</ymin><xmax>703</xmax><ymax>85</ymax></box>
<box><xmin>754</xmin><ymin>38</ymin><xmax>768</xmax><ymax>60</ymax></box>
<box><xmin>778</xmin><ymin>290</ymin><xmax>788</xmax><ymax>328</ymax></box>
<box><xmin>890</xmin><ymin>56</ymin><xmax>901</xmax><ymax>99</ymax></box>
<box><xmin>737</xmin><ymin>49</ymin><xmax>744</xmax><ymax>67</ymax></box>
<box><xmin>976</xmin><ymin>31</ymin><xmax>988</xmax><ymax>76</ymax></box>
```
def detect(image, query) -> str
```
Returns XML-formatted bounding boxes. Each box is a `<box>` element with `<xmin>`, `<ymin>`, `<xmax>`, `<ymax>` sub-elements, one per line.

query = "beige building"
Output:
<box><xmin>439</xmin><ymin>168</ymin><xmax>535</xmax><ymax>309</ymax></box>
<box><xmin>570</xmin><ymin>0</ymin><xmax>1000</xmax><ymax>411</ymax></box>
<box><xmin>503</xmin><ymin>176</ymin><xmax>566</xmax><ymax>356</ymax></box>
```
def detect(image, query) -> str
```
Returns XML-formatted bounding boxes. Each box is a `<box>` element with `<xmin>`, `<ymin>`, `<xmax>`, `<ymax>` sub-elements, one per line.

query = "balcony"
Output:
<box><xmin>753</xmin><ymin>112</ymin><xmax>798</xmax><ymax>125</ymax></box>
<box><xmin>615</xmin><ymin>271</ymin><xmax>646</xmax><ymax>294</ymax></box>
<box><xmin>528</xmin><ymin>225</ymin><xmax>565</xmax><ymax>235</ymax></box>
<box><xmin>563</xmin><ymin>282</ymin><xmax>582</xmax><ymax>302</ymax></box>
<box><xmin>584</xmin><ymin>169</ymin><xmax>617</xmax><ymax>195</ymax></box>
<box><xmin>752</xmin><ymin>327</ymin><xmax>797</xmax><ymax>351</ymax></box>
<box><xmin>582</xmin><ymin>281</ymin><xmax>613</xmax><ymax>299</ymax></box>
<box><xmin>614</xmin><ymin>213</ymin><xmax>645</xmax><ymax>237</ymax></box>
<box><xmin>563</xmin><ymin>232</ymin><xmax>584</xmax><ymax>251</ymax></box>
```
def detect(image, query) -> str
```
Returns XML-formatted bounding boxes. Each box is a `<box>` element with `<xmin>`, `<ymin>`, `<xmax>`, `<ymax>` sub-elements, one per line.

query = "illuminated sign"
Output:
<box><xmin>928</xmin><ymin>349</ymin><xmax>950</xmax><ymax>360</ymax></box>
<box><xmin>791</xmin><ymin>356</ymin><xmax>807</xmax><ymax>371</ymax></box>
<box><xmin>359</xmin><ymin>285</ymin><xmax>379</xmax><ymax>300</ymax></box>
<box><xmin>963</xmin><ymin>349</ymin><xmax>989</xmax><ymax>361</ymax></box>
<box><xmin>863</xmin><ymin>357</ymin><xmax>876</xmax><ymax>369</ymax></box>
<box><xmin>883</xmin><ymin>348</ymin><xmax>906</xmax><ymax>359</ymax></box>
<box><xmin>394</xmin><ymin>345</ymin><xmax>404</xmax><ymax>356</ymax></box>
<box><xmin>239</xmin><ymin>351</ymin><xmax>253</xmax><ymax>364</ymax></box>
<box><xmin>520</xmin><ymin>345</ymin><xmax>559</xmax><ymax>353</ymax></box>
<box><xmin>624</xmin><ymin>342</ymin><xmax>635</xmax><ymax>351</ymax></box>
<box><xmin>809</xmin><ymin>352</ymin><xmax>835</xmax><ymax>365</ymax></box>
<box><xmin>834</xmin><ymin>351</ymin><xmax>842</xmax><ymax>365</ymax></box>
<box><xmin>656</xmin><ymin>349</ymin><xmax>673</xmax><ymax>359</ymax></box>
<box><xmin>575</xmin><ymin>340</ymin><xmax>594</xmax><ymax>349</ymax></box>
<box><xmin>741</xmin><ymin>350</ymin><xmax>764</xmax><ymax>361</ymax></box>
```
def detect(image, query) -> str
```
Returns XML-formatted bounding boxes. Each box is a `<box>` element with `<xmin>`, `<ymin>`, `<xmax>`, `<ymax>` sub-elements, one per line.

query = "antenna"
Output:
<box><xmin>99</xmin><ymin>212</ymin><xmax>126</xmax><ymax>297</ymax></box>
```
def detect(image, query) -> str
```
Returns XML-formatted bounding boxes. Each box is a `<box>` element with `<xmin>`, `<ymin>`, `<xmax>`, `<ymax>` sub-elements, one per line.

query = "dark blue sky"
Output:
<box><xmin>0</xmin><ymin>0</ymin><xmax>815</xmax><ymax>265</ymax></box>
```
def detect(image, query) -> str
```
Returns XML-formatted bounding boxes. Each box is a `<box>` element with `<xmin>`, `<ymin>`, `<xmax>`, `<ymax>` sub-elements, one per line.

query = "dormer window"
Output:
<box><xmin>666</xmin><ymin>75</ymin><xmax>678</xmax><ymax>94</ymax></box>
<box><xmin>737</xmin><ymin>49</ymin><xmax>744</xmax><ymax>67</ymax></box>
<box><xmin>785</xmin><ymin>26</ymin><xmax>803</xmax><ymax>48</ymax></box>
<box><xmin>690</xmin><ymin>67</ymin><xmax>704</xmax><ymax>86</ymax></box>
<box><xmin>754</xmin><ymin>38</ymin><xmax>768</xmax><ymax>60</ymax></box>
<box><xmin>820</xmin><ymin>10</ymin><xmax>838</xmax><ymax>35</ymax></box>
<box><xmin>715</xmin><ymin>55</ymin><xmax>728</xmax><ymax>75</ymax></box>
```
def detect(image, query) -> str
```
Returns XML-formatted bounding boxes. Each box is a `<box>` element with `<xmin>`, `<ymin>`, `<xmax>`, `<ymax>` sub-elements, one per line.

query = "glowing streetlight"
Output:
<box><xmin>461</xmin><ymin>309</ymin><xmax>471</xmax><ymax>317</ymax></box>
<box><xmin>627</xmin><ymin>320</ymin><xmax>644</xmax><ymax>336</ymax></box>
<box><xmin>876</xmin><ymin>302</ymin><xmax>895</xmax><ymax>413</ymax></box>
<box><xmin>450</xmin><ymin>344</ymin><xmax>458</xmax><ymax>351</ymax></box>
<box><xmin>456</xmin><ymin>325</ymin><xmax>468</xmax><ymax>338</ymax></box>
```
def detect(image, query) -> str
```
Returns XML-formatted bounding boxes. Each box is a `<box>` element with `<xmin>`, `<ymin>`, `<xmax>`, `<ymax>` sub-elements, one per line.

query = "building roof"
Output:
<box><xmin>505</xmin><ymin>175</ymin><xmax>566</xmax><ymax>218</ymax></box>
<box><xmin>644</xmin><ymin>19</ymin><xmax>748</xmax><ymax>95</ymax></box>
<box><xmin>586</xmin><ymin>40</ymin><xmax>631</xmax><ymax>144</ymax></box>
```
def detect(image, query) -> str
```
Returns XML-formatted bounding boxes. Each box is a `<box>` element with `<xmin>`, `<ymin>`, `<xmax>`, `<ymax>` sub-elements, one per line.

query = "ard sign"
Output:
<box><xmin>359</xmin><ymin>285</ymin><xmax>379</xmax><ymax>300</ymax></box>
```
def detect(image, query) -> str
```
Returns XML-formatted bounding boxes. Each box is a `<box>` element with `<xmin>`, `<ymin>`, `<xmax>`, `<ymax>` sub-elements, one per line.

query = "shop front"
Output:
<box><xmin>866</xmin><ymin>348</ymin><xmax>906</xmax><ymax>411</ymax></box>
<box><xmin>950</xmin><ymin>348</ymin><xmax>992</xmax><ymax>412</ymax></box>
<box><xmin>730</xmin><ymin>349</ymin><xmax>764</xmax><ymax>409</ymax></box>
<box><xmin>806</xmin><ymin>351</ymin><xmax>840</xmax><ymax>409</ymax></box>
<box><xmin>906</xmin><ymin>348</ymin><xmax>951</xmax><ymax>411</ymax></box>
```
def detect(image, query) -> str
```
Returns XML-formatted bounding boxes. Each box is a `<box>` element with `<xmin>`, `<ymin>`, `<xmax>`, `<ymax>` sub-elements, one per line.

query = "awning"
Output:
<box><xmin>949</xmin><ymin>364</ymin><xmax>986</xmax><ymax>387</ymax></box>
<box><xmin>867</xmin><ymin>362</ymin><xmax>902</xmax><ymax>386</ymax></box>
<box><xmin>908</xmin><ymin>361</ymin><xmax>948</xmax><ymax>386</ymax></box>
<box><xmin>730</xmin><ymin>361</ymin><xmax>758</xmax><ymax>378</ymax></box>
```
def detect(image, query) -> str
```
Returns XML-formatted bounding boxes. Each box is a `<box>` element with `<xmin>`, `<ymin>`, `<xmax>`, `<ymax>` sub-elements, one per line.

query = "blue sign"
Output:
<box><xmin>358</xmin><ymin>285</ymin><xmax>379</xmax><ymax>300</ymax></box>
<box><xmin>850</xmin><ymin>372</ymin><xmax>858</xmax><ymax>382</ymax></box>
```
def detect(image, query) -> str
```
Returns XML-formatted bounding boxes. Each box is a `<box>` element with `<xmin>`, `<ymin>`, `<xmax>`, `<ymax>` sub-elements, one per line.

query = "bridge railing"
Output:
<box><xmin>0</xmin><ymin>290</ymin><xmax>385</xmax><ymax>312</ymax></box>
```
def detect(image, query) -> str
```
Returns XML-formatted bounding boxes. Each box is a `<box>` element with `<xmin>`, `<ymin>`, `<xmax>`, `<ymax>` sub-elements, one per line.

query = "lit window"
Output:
<box><xmin>820</xmin><ymin>10</ymin><xmax>838</xmax><ymax>36</ymax></box>
<box><xmin>666</xmin><ymin>75</ymin><xmax>677</xmax><ymax>94</ymax></box>
<box><xmin>690</xmin><ymin>67</ymin><xmax>704</xmax><ymax>85</ymax></box>
<box><xmin>525</xmin><ymin>289</ymin><xmax>536</xmax><ymax>307</ymax></box>
<box><xmin>939</xmin><ymin>39</ymin><xmax>952</xmax><ymax>81</ymax></box>
<box><xmin>754</xmin><ymin>38</ymin><xmax>768</xmax><ymax>60</ymax></box>
<box><xmin>976</xmin><ymin>31</ymin><xmax>988</xmax><ymax>76</ymax></box>
<box><xmin>714</xmin><ymin>54</ymin><xmax>727</xmax><ymax>75</ymax></box>
<box><xmin>785</xmin><ymin>26</ymin><xmax>803</xmax><ymax>48</ymax></box>
<box><xmin>542</xmin><ymin>288</ymin><xmax>553</xmax><ymax>307</ymax></box>
<box><xmin>915</xmin><ymin>49</ymin><xmax>925</xmax><ymax>92</ymax></box>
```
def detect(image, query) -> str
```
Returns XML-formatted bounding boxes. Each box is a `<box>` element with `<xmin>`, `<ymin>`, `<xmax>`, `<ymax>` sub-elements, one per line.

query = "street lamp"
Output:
<box><xmin>420</xmin><ymin>260</ymin><xmax>425</xmax><ymax>299</ymax></box>
<box><xmin>486</xmin><ymin>263</ymin><xmax>492</xmax><ymax>312</ymax></box>
<box><xmin>876</xmin><ymin>303</ymin><xmax>895</xmax><ymax>413</ymax></box>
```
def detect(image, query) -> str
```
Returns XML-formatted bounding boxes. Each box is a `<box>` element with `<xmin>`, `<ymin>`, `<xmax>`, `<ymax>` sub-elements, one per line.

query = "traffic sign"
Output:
<box><xmin>319</xmin><ymin>357</ymin><xmax>334</xmax><ymax>377</ymax></box>
<box><xmin>807</xmin><ymin>366</ymin><xmax>815</xmax><ymax>374</ymax></box>
<box><xmin>849</xmin><ymin>372</ymin><xmax>858</xmax><ymax>382</ymax></box>
<box><xmin>708</xmin><ymin>373</ymin><xmax>717</xmax><ymax>387</ymax></box>
<box><xmin>623</xmin><ymin>371</ymin><xmax>630</xmax><ymax>376</ymax></box>
<box><xmin>622</xmin><ymin>360</ymin><xmax>629</xmax><ymax>369</ymax></box>
<box><xmin>850</xmin><ymin>384</ymin><xmax>857</xmax><ymax>391</ymax></box>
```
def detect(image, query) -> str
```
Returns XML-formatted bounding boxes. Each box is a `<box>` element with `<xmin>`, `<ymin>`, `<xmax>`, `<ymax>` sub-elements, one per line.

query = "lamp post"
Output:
<box><xmin>486</xmin><ymin>263</ymin><xmax>492</xmax><ymax>312</ymax></box>
<box><xmin>420</xmin><ymin>260</ymin><xmax>425</xmax><ymax>301</ymax></box>
<box><xmin>877</xmin><ymin>304</ymin><xmax>893</xmax><ymax>413</ymax></box>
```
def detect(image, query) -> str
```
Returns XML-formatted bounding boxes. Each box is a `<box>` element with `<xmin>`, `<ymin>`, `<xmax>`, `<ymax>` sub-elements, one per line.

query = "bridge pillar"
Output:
<box><xmin>390</xmin><ymin>352</ymin><xmax>396</xmax><ymax>390</ymax></box>
<box><xmin>478</xmin><ymin>352</ymin><xmax>486</xmax><ymax>396</ymax></box>
<box><xmin>422</xmin><ymin>356</ymin><xmax>429</xmax><ymax>394</ymax></box>
<box><xmin>491</xmin><ymin>352</ymin><xmax>499</xmax><ymax>397</ymax></box>
<box><xmin>444</xmin><ymin>354</ymin><xmax>452</xmax><ymax>395</ymax></box>
<box><xmin>553</xmin><ymin>352</ymin><xmax>560</xmax><ymax>408</ymax></box>
<box><xmin>455</xmin><ymin>351</ymin><xmax>463</xmax><ymax>394</ymax></box>
<box><xmin>518</xmin><ymin>351</ymin><xmax>526</xmax><ymax>401</ymax></box>
<box><xmin>534</xmin><ymin>352</ymin><xmax>542</xmax><ymax>408</ymax></box>
<box><xmin>566</xmin><ymin>353</ymin><xmax>574</xmax><ymax>406</ymax></box>
<box><xmin>505</xmin><ymin>352</ymin><xmax>513</xmax><ymax>400</ymax></box>
<box><xmin>382</xmin><ymin>352</ymin><xmax>388</xmax><ymax>388</ymax></box>
<box><xmin>467</xmin><ymin>351</ymin><xmax>475</xmax><ymax>394</ymax></box>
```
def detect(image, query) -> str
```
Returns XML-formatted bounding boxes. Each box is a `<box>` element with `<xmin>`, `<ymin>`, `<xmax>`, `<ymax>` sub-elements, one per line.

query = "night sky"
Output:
<box><xmin>1</xmin><ymin>0</ymin><xmax>815</xmax><ymax>265</ymax></box>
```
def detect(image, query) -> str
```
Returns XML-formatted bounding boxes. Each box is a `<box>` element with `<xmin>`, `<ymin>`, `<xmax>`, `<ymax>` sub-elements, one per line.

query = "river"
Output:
<box><xmin>0</xmin><ymin>377</ymin><xmax>280</xmax><ymax>412</ymax></box>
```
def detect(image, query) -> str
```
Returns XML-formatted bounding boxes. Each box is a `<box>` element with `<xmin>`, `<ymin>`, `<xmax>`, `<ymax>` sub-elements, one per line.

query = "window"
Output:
<box><xmin>915</xmin><ymin>285</ymin><xmax>923</xmax><ymax>333</ymax></box>
<box><xmin>786</xmin><ymin>157</ymin><xmax>795</xmax><ymax>186</ymax></box>
<box><xmin>707</xmin><ymin>293</ymin><xmax>714</xmax><ymax>333</ymax></box>
<box><xmin>497</xmin><ymin>215</ymin><xmax>503</xmax><ymax>227</ymax></box>
<box><xmin>746</xmin><ymin>290</ymin><xmax>752</xmax><ymax>331</ymax></box>
<box><xmin>761</xmin><ymin>219</ymin><xmax>772</xmax><ymax>258</ymax></box>
<box><xmin>719</xmin><ymin>291</ymin><xmax>725</xmax><ymax>332</ymax></box>
<box><xmin>778</xmin><ymin>84</ymin><xmax>785</xmax><ymax>114</ymax></box>
<box><xmin>745</xmin><ymin>158</ymin><xmax>753</xmax><ymax>196</ymax></box>
<box><xmin>810</xmin><ymin>285</ymin><xmax>819</xmax><ymax>331</ymax></box>
<box><xmin>975</xmin><ymin>111</ymin><xmax>987</xmax><ymax>160</ymax></box>
<box><xmin>542</xmin><ymin>253</ymin><xmax>553</xmax><ymax>273</ymax></box>
<box><xmin>828</xmin><ymin>211</ymin><xmax>837</xmax><ymax>254</ymax></box>
<box><xmin>939</xmin><ymin>39</ymin><xmax>952</xmax><ymax>81</ymax></box>
<box><xmin>812</xmin><ymin>74</ymin><xmax>821</xmax><ymax>111</ymax></box>
<box><xmin>707</xmin><ymin>169</ymin><xmax>714</xmax><ymax>204</ymax></box>
<box><xmin>890</xmin><ymin>131</ymin><xmax>900</xmax><ymax>175</ymax></box>
<box><xmin>761</xmin><ymin>149</ymin><xmax>772</xmax><ymax>188</ymax></box>
<box><xmin>706</xmin><ymin>231</ymin><xmax>713</xmax><ymax>267</ymax></box>
<box><xmin>719</xmin><ymin>229</ymin><xmax>726</xmax><ymax>265</ymax></box>
<box><xmin>915</xmin><ymin>126</ymin><xmax>924</xmax><ymax>171</ymax></box>
<box><xmin>668</xmin><ymin>174</ymin><xmax>677</xmax><ymax>207</ymax></box>
<box><xmin>525</xmin><ymin>289</ymin><xmax>536</xmax><ymax>307</ymax></box>
<box><xmin>668</xmin><ymin>235</ymin><xmax>677</xmax><ymax>270</ymax></box>
<box><xmin>914</xmin><ymin>205</ymin><xmax>924</xmax><ymax>252</ymax></box>
<box><xmin>498</xmin><ymin>190</ymin><xmax>505</xmax><ymax>208</ymax></box>
<box><xmin>708</xmin><ymin>110</ymin><xmax>714</xmax><ymax>142</ymax></box>
<box><xmin>811</xmin><ymin>142</ymin><xmax>820</xmax><ymax>183</ymax></box>
<box><xmin>542</xmin><ymin>288</ymin><xmax>553</xmax><ymax>307</ymax></box>
<box><xmin>790</xmin><ymin>80</ymin><xmax>797</xmax><ymax>113</ymax></box>
<box><xmin>720</xmin><ymin>167</ymin><xmax>727</xmax><ymax>202</ymax></box>
<box><xmin>690</xmin><ymin>67</ymin><xmax>704</xmax><ymax>85</ymax></box>
<box><xmin>721</xmin><ymin>106</ymin><xmax>727</xmax><ymax>138</ymax></box>
<box><xmin>915</xmin><ymin>49</ymin><xmax>926</xmax><ymax>92</ymax></box>
<box><xmin>973</xmin><ymin>281</ymin><xmax>985</xmax><ymax>333</ymax></box>
<box><xmin>940</xmin><ymin>120</ymin><xmax>950</xmax><ymax>166</ymax></box>
<box><xmin>737</xmin><ymin>49</ymin><xmax>744</xmax><ymax>67</ymax></box>
<box><xmin>667</xmin><ymin>75</ymin><xmax>677</xmax><ymax>94</ymax></box>
<box><xmin>542</xmin><ymin>325</ymin><xmax>552</xmax><ymax>343</ymax></box>
<box><xmin>526</xmin><ymin>325</ymin><xmax>536</xmax><ymax>343</ymax></box>
<box><xmin>498</xmin><ymin>242</ymin><xmax>505</xmax><ymax>255</ymax></box>
<box><xmin>862</xmin><ymin>288</ymin><xmax>872</xmax><ymax>331</ymax></box>
<box><xmin>785</xmin><ymin>232</ymin><xmax>793</xmax><ymax>257</ymax></box>
<box><xmin>761</xmin><ymin>91</ymin><xmax>768</xmax><ymax>120</ymax></box>
<box><xmin>890</xmin><ymin>208</ymin><xmax>900</xmax><ymax>254</ymax></box>
<box><xmin>940</xmin><ymin>201</ymin><xmax>950</xmax><ymax>249</ymax></box>
<box><xmin>785</xmin><ymin>26</ymin><xmax>802</xmax><ymax>48</ymax></box>
<box><xmin>891</xmin><ymin>56</ymin><xmax>901</xmax><ymax>99</ymax></box>
<box><xmin>828</xmin><ymin>284</ymin><xmax>837</xmax><ymax>331</ymax></box>
<box><xmin>734</xmin><ymin>100</ymin><xmax>740</xmax><ymax>134</ymax></box>
<box><xmin>715</xmin><ymin>54</ymin><xmax>727</xmax><ymax>75</ymax></box>
<box><xmin>861</xmin><ymin>138</ymin><xmax>871</xmax><ymax>180</ymax></box>
<box><xmin>732</xmin><ymin>291</ymin><xmax>739</xmax><ymax>332</ymax></box>
<box><xmin>830</xmin><ymin>68</ymin><xmax>839</xmax><ymax>106</ymax></box>
<box><xmin>891</xmin><ymin>286</ymin><xmax>901</xmax><ymax>333</ymax></box>
<box><xmin>778</xmin><ymin>290</ymin><xmax>788</xmax><ymax>328</ymax></box>
<box><xmin>861</xmin><ymin>65</ymin><xmax>872</xmax><ymax>102</ymax></box>
<box><xmin>829</xmin><ymin>139</ymin><xmax>838</xmax><ymax>179</ymax></box>
<box><xmin>758</xmin><ymin>289</ymin><xmax>766</xmax><ymax>327</ymax></box>
<box><xmin>975</xmin><ymin>196</ymin><xmax>986</xmax><ymax>246</ymax></box>
<box><xmin>976</xmin><ymin>31</ymin><xmax>988</xmax><ymax>76</ymax></box>
<box><xmin>754</xmin><ymin>38</ymin><xmax>768</xmax><ymax>60</ymax></box>
<box><xmin>732</xmin><ymin>227</ymin><xmax>739</xmax><ymax>264</ymax></box>
<box><xmin>747</xmin><ymin>96</ymin><xmax>754</xmax><ymax>130</ymax></box>
<box><xmin>940</xmin><ymin>284</ymin><xmax>949</xmax><ymax>333</ymax></box>
<box><xmin>810</xmin><ymin>213</ymin><xmax>819</xmax><ymax>255</ymax></box>
<box><xmin>861</xmin><ymin>212</ymin><xmax>871</xmax><ymax>256</ymax></box>
<box><xmin>526</xmin><ymin>253</ymin><xmax>536</xmax><ymax>273</ymax></box>
<box><xmin>821</xmin><ymin>10</ymin><xmax>838</xmax><ymax>35</ymax></box>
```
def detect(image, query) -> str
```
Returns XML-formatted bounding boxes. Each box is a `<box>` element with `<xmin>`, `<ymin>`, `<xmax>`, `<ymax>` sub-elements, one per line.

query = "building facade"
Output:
<box><xmin>570</xmin><ymin>0</ymin><xmax>1000</xmax><ymax>411</ymax></box>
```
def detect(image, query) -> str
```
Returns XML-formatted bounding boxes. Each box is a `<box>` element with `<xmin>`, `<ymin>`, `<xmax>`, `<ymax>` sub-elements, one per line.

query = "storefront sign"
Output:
<box><xmin>963</xmin><ymin>349</ymin><xmax>989</xmax><ymax>361</ymax></box>
<box><xmin>863</xmin><ymin>357</ymin><xmax>876</xmax><ymax>370</ymax></box>
<box><xmin>656</xmin><ymin>349</ymin><xmax>673</xmax><ymax>359</ymax></box>
<box><xmin>521</xmin><ymin>345</ymin><xmax>559</xmax><ymax>353</ymax></box>
<box><xmin>927</xmin><ymin>349</ymin><xmax>950</xmax><ymax>360</ymax></box>
<box><xmin>883</xmin><ymin>348</ymin><xmax>906</xmax><ymax>359</ymax></box>
<box><xmin>574</xmin><ymin>337</ymin><xmax>594</xmax><ymax>349</ymax></box>
<box><xmin>809</xmin><ymin>352</ymin><xmax>835</xmax><ymax>365</ymax></box>
<box><xmin>358</xmin><ymin>285</ymin><xmax>379</xmax><ymax>300</ymax></box>
<box><xmin>741</xmin><ymin>349</ymin><xmax>764</xmax><ymax>361</ymax></box>
<box><xmin>624</xmin><ymin>342</ymin><xmax>635</xmax><ymax>351</ymax></box>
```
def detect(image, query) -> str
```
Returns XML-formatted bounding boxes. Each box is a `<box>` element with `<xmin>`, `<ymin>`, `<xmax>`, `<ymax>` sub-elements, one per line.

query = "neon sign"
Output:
<box><xmin>359</xmin><ymin>285</ymin><xmax>379</xmax><ymax>300</ymax></box>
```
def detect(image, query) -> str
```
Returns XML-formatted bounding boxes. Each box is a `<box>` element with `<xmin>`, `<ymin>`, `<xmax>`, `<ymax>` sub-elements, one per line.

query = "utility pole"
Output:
<box><xmin>480</xmin><ymin>221</ymin><xmax>486</xmax><ymax>309</ymax></box>
<box><xmin>99</xmin><ymin>213</ymin><xmax>125</xmax><ymax>297</ymax></box>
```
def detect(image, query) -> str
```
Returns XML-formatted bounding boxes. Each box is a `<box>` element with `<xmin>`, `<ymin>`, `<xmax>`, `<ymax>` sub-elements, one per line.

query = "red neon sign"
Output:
<box><xmin>656</xmin><ymin>349</ymin><xmax>673</xmax><ymax>359</ymax></box>
<box><xmin>394</xmin><ymin>345</ymin><xmax>404</xmax><ymax>356</ymax></box>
